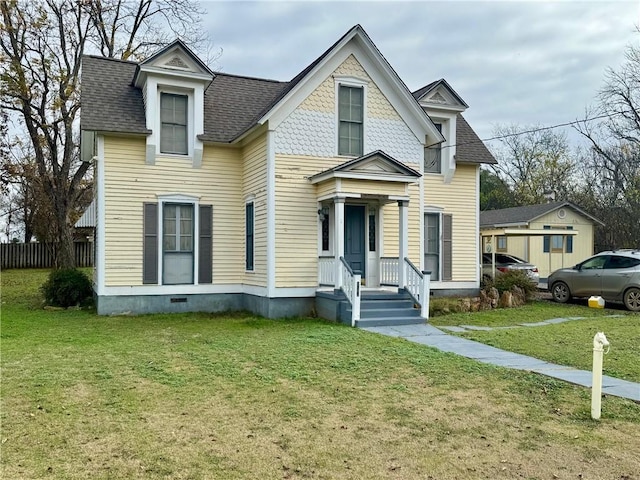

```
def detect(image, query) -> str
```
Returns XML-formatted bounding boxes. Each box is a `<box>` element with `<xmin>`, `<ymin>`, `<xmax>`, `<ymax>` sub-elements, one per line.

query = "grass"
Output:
<box><xmin>429</xmin><ymin>300</ymin><xmax>640</xmax><ymax>382</ymax></box>
<box><xmin>1</xmin><ymin>269</ymin><xmax>639</xmax><ymax>479</ymax></box>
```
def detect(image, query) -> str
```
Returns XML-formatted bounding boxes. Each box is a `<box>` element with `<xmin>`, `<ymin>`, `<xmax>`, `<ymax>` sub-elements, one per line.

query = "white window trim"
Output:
<box><xmin>318</xmin><ymin>202</ymin><xmax>333</xmax><ymax>256</ymax></box>
<box><xmin>157</xmin><ymin>193</ymin><xmax>200</xmax><ymax>285</ymax></box>
<box><xmin>334</xmin><ymin>76</ymin><xmax>368</xmax><ymax>157</ymax></box>
<box><xmin>157</xmin><ymin>86</ymin><xmax>194</xmax><ymax>158</ymax></box>
<box><xmin>424</xmin><ymin>209</ymin><xmax>443</xmax><ymax>283</ymax></box>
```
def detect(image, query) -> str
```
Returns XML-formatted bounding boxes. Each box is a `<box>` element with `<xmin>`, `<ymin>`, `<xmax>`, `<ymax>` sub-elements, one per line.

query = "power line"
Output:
<box><xmin>441</xmin><ymin>111</ymin><xmax>628</xmax><ymax>149</ymax></box>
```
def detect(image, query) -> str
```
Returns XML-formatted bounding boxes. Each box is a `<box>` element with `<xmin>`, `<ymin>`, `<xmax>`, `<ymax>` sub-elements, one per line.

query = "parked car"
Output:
<box><xmin>548</xmin><ymin>250</ymin><xmax>640</xmax><ymax>311</ymax></box>
<box><xmin>482</xmin><ymin>253</ymin><xmax>540</xmax><ymax>284</ymax></box>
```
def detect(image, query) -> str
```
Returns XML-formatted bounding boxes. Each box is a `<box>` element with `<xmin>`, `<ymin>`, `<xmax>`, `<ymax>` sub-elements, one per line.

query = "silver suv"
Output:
<box><xmin>548</xmin><ymin>250</ymin><xmax>640</xmax><ymax>311</ymax></box>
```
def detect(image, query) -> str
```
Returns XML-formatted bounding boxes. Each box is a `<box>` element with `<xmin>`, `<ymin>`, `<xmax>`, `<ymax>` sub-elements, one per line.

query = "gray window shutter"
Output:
<box><xmin>443</xmin><ymin>214</ymin><xmax>453</xmax><ymax>281</ymax></box>
<box><xmin>199</xmin><ymin>205</ymin><xmax>213</xmax><ymax>284</ymax></box>
<box><xmin>143</xmin><ymin>203</ymin><xmax>158</xmax><ymax>284</ymax></box>
<box><xmin>543</xmin><ymin>225</ymin><xmax>551</xmax><ymax>252</ymax></box>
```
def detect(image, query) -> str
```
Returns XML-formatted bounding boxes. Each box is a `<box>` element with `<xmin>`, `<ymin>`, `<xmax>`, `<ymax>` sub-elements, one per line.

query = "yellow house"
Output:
<box><xmin>80</xmin><ymin>25</ymin><xmax>496</xmax><ymax>325</ymax></box>
<box><xmin>480</xmin><ymin>202</ymin><xmax>605</xmax><ymax>281</ymax></box>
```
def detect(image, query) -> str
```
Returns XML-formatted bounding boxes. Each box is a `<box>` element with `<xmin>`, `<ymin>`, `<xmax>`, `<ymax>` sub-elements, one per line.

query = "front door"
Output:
<box><xmin>345</xmin><ymin>205</ymin><xmax>366</xmax><ymax>277</ymax></box>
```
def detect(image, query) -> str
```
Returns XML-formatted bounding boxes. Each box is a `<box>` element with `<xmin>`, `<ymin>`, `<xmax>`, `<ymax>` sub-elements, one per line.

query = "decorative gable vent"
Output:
<box><xmin>428</xmin><ymin>92</ymin><xmax>447</xmax><ymax>104</ymax></box>
<box><xmin>164</xmin><ymin>55</ymin><xmax>190</xmax><ymax>70</ymax></box>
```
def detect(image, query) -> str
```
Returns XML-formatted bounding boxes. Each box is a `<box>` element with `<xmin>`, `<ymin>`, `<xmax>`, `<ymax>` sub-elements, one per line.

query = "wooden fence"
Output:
<box><xmin>1</xmin><ymin>242</ymin><xmax>94</xmax><ymax>269</ymax></box>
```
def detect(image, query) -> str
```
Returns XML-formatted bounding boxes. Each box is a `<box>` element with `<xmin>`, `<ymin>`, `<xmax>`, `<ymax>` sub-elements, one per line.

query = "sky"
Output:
<box><xmin>201</xmin><ymin>0</ymin><xmax>640</xmax><ymax>147</ymax></box>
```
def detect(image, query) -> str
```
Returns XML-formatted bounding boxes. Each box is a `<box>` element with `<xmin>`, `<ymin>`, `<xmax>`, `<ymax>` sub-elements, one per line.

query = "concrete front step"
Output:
<box><xmin>351</xmin><ymin>307</ymin><xmax>422</xmax><ymax>319</ymax></box>
<box><xmin>355</xmin><ymin>316</ymin><xmax>425</xmax><ymax>327</ymax></box>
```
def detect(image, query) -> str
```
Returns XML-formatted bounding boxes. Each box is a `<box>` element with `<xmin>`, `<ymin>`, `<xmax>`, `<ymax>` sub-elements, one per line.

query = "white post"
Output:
<box><xmin>335</xmin><ymin>198</ymin><xmax>345</xmax><ymax>290</ymax></box>
<box><xmin>398</xmin><ymin>200</ymin><xmax>409</xmax><ymax>290</ymax></box>
<box><xmin>591</xmin><ymin>332</ymin><xmax>609</xmax><ymax>420</ymax></box>
<box><xmin>421</xmin><ymin>271</ymin><xmax>431</xmax><ymax>319</ymax></box>
<box><xmin>351</xmin><ymin>272</ymin><xmax>361</xmax><ymax>327</ymax></box>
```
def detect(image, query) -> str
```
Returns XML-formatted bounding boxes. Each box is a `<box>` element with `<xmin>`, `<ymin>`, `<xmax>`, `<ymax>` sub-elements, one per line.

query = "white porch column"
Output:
<box><xmin>335</xmin><ymin>198</ymin><xmax>345</xmax><ymax>290</ymax></box>
<box><xmin>398</xmin><ymin>200</ymin><xmax>409</xmax><ymax>290</ymax></box>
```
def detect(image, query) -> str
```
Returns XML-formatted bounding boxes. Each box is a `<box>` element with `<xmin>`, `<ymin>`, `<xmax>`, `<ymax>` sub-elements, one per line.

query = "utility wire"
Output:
<box><xmin>441</xmin><ymin>110</ymin><xmax>628</xmax><ymax>149</ymax></box>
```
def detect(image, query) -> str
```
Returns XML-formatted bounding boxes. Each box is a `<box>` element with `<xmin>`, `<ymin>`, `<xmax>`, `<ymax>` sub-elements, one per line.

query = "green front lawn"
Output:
<box><xmin>1</xmin><ymin>269</ymin><xmax>639</xmax><ymax>479</ymax></box>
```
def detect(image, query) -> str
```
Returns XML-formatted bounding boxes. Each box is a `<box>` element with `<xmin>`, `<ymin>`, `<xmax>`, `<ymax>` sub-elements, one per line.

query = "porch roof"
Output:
<box><xmin>308</xmin><ymin>150</ymin><xmax>421</xmax><ymax>185</ymax></box>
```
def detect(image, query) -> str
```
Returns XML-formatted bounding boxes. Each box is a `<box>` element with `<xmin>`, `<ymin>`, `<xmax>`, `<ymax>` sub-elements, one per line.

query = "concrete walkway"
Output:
<box><xmin>361</xmin><ymin>323</ymin><xmax>640</xmax><ymax>402</ymax></box>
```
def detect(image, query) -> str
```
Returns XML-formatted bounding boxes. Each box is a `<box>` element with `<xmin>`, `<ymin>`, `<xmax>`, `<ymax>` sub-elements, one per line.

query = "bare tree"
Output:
<box><xmin>489</xmin><ymin>125</ymin><xmax>578</xmax><ymax>205</ymax></box>
<box><xmin>0</xmin><ymin>0</ymin><xmax>208</xmax><ymax>267</ymax></box>
<box><xmin>574</xmin><ymin>42</ymin><xmax>640</xmax><ymax>249</ymax></box>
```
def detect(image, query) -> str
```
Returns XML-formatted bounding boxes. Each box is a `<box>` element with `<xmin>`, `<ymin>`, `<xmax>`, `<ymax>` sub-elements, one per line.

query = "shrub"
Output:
<box><xmin>491</xmin><ymin>270</ymin><xmax>537</xmax><ymax>301</ymax></box>
<box><xmin>41</xmin><ymin>269</ymin><xmax>93</xmax><ymax>308</ymax></box>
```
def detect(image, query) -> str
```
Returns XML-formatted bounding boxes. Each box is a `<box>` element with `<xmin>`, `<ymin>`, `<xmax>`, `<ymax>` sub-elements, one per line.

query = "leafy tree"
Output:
<box><xmin>0</xmin><ymin>0</ymin><xmax>208</xmax><ymax>266</ymax></box>
<box><xmin>480</xmin><ymin>168</ymin><xmax>517</xmax><ymax>211</ymax></box>
<box><xmin>574</xmin><ymin>42</ymin><xmax>640</xmax><ymax>249</ymax></box>
<box><xmin>489</xmin><ymin>125</ymin><xmax>577</xmax><ymax>205</ymax></box>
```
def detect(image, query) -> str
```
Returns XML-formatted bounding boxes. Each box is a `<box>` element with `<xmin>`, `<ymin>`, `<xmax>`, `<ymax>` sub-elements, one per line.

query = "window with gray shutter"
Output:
<box><xmin>443</xmin><ymin>214</ymin><xmax>453</xmax><ymax>281</ymax></box>
<box><xmin>143</xmin><ymin>203</ymin><xmax>158</xmax><ymax>284</ymax></box>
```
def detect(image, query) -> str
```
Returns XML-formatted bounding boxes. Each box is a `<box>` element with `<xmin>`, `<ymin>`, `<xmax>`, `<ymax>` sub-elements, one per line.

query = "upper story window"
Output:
<box><xmin>160</xmin><ymin>93</ymin><xmax>188</xmax><ymax>155</ymax></box>
<box><xmin>425</xmin><ymin>123</ymin><xmax>442</xmax><ymax>173</ymax></box>
<box><xmin>338</xmin><ymin>85</ymin><xmax>363</xmax><ymax>156</ymax></box>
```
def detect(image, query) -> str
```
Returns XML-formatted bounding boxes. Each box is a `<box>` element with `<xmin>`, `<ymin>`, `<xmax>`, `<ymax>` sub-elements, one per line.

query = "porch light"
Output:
<box><xmin>318</xmin><ymin>206</ymin><xmax>330</xmax><ymax>221</ymax></box>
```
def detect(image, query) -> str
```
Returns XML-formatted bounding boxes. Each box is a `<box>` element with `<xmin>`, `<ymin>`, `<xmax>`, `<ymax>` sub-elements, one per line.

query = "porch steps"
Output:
<box><xmin>348</xmin><ymin>290</ymin><xmax>425</xmax><ymax>327</ymax></box>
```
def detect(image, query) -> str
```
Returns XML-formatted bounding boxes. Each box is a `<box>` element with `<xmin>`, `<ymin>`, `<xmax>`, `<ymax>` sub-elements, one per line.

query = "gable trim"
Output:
<box><xmin>258</xmin><ymin>25</ymin><xmax>443</xmax><ymax>146</ymax></box>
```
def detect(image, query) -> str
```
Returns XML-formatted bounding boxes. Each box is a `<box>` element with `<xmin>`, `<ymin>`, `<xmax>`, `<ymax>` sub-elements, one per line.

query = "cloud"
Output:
<box><xmin>200</xmin><ymin>0</ymin><xmax>639</xmax><ymax>144</ymax></box>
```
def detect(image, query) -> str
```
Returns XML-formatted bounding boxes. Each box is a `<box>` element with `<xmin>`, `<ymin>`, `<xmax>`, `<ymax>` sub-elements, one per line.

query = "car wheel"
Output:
<box><xmin>551</xmin><ymin>281</ymin><xmax>571</xmax><ymax>304</ymax></box>
<box><xmin>623</xmin><ymin>287</ymin><xmax>640</xmax><ymax>312</ymax></box>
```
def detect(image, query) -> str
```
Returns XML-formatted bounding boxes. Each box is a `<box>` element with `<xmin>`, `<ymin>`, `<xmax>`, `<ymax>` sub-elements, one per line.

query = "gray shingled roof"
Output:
<box><xmin>199</xmin><ymin>73</ymin><xmax>288</xmax><ymax>143</ymax></box>
<box><xmin>81</xmin><ymin>55</ymin><xmax>288</xmax><ymax>141</ymax></box>
<box><xmin>412</xmin><ymin>79</ymin><xmax>469</xmax><ymax>108</ymax></box>
<box><xmin>480</xmin><ymin>202</ymin><xmax>604</xmax><ymax>227</ymax></box>
<box><xmin>81</xmin><ymin>56</ymin><xmax>150</xmax><ymax>135</ymax></box>
<box><xmin>81</xmin><ymin>30</ymin><xmax>492</xmax><ymax>154</ymax></box>
<box><xmin>455</xmin><ymin>114</ymin><xmax>496</xmax><ymax>165</ymax></box>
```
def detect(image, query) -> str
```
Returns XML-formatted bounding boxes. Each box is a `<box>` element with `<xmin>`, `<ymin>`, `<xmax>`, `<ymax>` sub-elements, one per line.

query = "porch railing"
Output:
<box><xmin>340</xmin><ymin>256</ymin><xmax>361</xmax><ymax>327</ymax></box>
<box><xmin>379</xmin><ymin>257</ymin><xmax>399</xmax><ymax>286</ymax></box>
<box><xmin>318</xmin><ymin>256</ymin><xmax>335</xmax><ymax>286</ymax></box>
<box><xmin>404</xmin><ymin>257</ymin><xmax>430</xmax><ymax>319</ymax></box>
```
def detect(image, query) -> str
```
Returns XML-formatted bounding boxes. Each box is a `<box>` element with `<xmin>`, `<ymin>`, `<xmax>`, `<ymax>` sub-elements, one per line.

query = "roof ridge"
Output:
<box><xmin>212</xmin><ymin>71</ymin><xmax>288</xmax><ymax>84</ymax></box>
<box><xmin>82</xmin><ymin>54</ymin><xmax>138</xmax><ymax>65</ymax></box>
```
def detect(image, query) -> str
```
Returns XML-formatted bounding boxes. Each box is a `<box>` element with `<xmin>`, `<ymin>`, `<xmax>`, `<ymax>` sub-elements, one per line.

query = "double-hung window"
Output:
<box><xmin>163</xmin><ymin>203</ymin><xmax>194</xmax><ymax>284</ymax></box>
<box><xmin>338</xmin><ymin>85</ymin><xmax>363</xmax><ymax>156</ymax></box>
<box><xmin>424</xmin><ymin>123</ymin><xmax>442</xmax><ymax>173</ymax></box>
<box><xmin>160</xmin><ymin>93</ymin><xmax>188</xmax><ymax>155</ymax></box>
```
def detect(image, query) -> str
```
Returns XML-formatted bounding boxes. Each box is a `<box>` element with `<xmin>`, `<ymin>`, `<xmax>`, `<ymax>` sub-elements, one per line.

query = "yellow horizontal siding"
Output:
<box><xmin>530</xmin><ymin>209</ymin><xmax>595</xmax><ymax>278</ymax></box>
<box><xmin>242</xmin><ymin>135</ymin><xmax>268</xmax><ymax>287</ymax></box>
<box><xmin>103</xmin><ymin>136</ymin><xmax>244</xmax><ymax>286</ymax></box>
<box><xmin>424</xmin><ymin>165</ymin><xmax>478</xmax><ymax>281</ymax></box>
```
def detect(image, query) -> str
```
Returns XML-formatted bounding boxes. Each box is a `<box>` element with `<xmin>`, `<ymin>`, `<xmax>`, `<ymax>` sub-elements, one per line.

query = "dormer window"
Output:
<box><xmin>338</xmin><ymin>85</ymin><xmax>363</xmax><ymax>156</ymax></box>
<box><xmin>160</xmin><ymin>93</ymin><xmax>188</xmax><ymax>155</ymax></box>
<box><xmin>425</xmin><ymin>123</ymin><xmax>442</xmax><ymax>174</ymax></box>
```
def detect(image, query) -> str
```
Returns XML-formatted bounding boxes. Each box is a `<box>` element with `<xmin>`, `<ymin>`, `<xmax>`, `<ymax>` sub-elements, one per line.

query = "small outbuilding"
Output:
<box><xmin>480</xmin><ymin>202</ymin><xmax>604</xmax><ymax>281</ymax></box>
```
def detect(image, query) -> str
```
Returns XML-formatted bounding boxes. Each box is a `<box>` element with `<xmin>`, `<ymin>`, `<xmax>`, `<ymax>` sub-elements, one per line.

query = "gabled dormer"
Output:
<box><xmin>133</xmin><ymin>40</ymin><xmax>214</xmax><ymax>167</ymax></box>
<box><xmin>413</xmin><ymin>79</ymin><xmax>468</xmax><ymax>183</ymax></box>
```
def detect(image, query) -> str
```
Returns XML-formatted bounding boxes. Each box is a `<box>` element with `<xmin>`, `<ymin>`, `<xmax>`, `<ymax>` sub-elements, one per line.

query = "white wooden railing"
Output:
<box><xmin>318</xmin><ymin>256</ymin><xmax>335</xmax><ymax>286</ymax></box>
<box><xmin>380</xmin><ymin>257</ymin><xmax>399</xmax><ymax>286</ymax></box>
<box><xmin>340</xmin><ymin>256</ymin><xmax>361</xmax><ymax>327</ymax></box>
<box><xmin>404</xmin><ymin>257</ymin><xmax>431</xmax><ymax>319</ymax></box>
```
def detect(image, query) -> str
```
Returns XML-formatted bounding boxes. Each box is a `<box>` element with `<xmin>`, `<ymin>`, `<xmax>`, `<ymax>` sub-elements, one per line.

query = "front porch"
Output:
<box><xmin>309</xmin><ymin>150</ymin><xmax>431</xmax><ymax>326</ymax></box>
